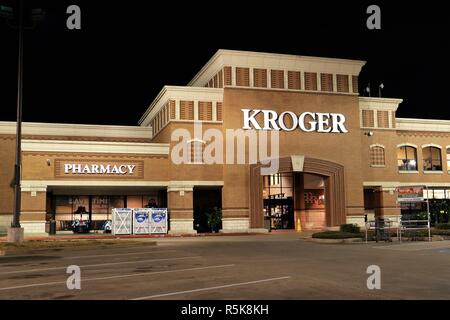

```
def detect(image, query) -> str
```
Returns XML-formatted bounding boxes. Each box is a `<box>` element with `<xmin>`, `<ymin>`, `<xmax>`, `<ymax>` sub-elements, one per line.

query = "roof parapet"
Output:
<box><xmin>188</xmin><ymin>49</ymin><xmax>367</xmax><ymax>87</ymax></box>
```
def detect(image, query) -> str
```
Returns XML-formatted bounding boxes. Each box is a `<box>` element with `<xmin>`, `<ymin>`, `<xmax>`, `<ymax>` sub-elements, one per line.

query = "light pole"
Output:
<box><xmin>1</xmin><ymin>0</ymin><xmax>44</xmax><ymax>242</ymax></box>
<box><xmin>365</xmin><ymin>83</ymin><xmax>371</xmax><ymax>97</ymax></box>
<box><xmin>378</xmin><ymin>83</ymin><xmax>384</xmax><ymax>97</ymax></box>
<box><xmin>12</xmin><ymin>0</ymin><xmax>24</xmax><ymax>231</ymax></box>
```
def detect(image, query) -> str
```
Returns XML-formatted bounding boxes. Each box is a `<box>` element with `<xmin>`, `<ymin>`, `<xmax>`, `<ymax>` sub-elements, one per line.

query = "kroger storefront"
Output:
<box><xmin>1</xmin><ymin>49</ymin><xmax>450</xmax><ymax>236</ymax></box>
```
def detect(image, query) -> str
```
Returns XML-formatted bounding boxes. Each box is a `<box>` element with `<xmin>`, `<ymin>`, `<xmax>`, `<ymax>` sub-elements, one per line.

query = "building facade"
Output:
<box><xmin>1</xmin><ymin>49</ymin><xmax>449</xmax><ymax>235</ymax></box>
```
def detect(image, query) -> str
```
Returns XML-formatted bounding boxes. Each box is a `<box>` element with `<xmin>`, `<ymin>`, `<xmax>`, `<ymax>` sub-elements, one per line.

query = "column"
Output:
<box><xmin>284</xmin><ymin>70</ymin><xmax>288</xmax><ymax>90</ymax></box>
<box><xmin>220</xmin><ymin>164</ymin><xmax>253</xmax><ymax>233</ymax></box>
<box><xmin>231</xmin><ymin>66</ymin><xmax>236</xmax><ymax>86</ymax></box>
<box><xmin>249</xmin><ymin>68</ymin><xmax>254</xmax><ymax>87</ymax></box>
<box><xmin>333</xmin><ymin>74</ymin><xmax>337</xmax><ymax>92</ymax></box>
<box><xmin>194</xmin><ymin>100</ymin><xmax>199</xmax><ymax>121</ymax></box>
<box><xmin>388</xmin><ymin>111</ymin><xmax>393</xmax><ymax>129</ymax></box>
<box><xmin>300</xmin><ymin>72</ymin><xmax>305</xmax><ymax>91</ymax></box>
<box><xmin>212</xmin><ymin>101</ymin><xmax>217</xmax><ymax>121</ymax></box>
<box><xmin>294</xmin><ymin>173</ymin><xmax>305</xmax><ymax>231</ymax></box>
<box><xmin>167</xmin><ymin>185</ymin><xmax>196</xmax><ymax>234</ymax></box>
<box><xmin>21</xmin><ymin>186</ymin><xmax>48</xmax><ymax>235</ymax></box>
<box><xmin>373</xmin><ymin>110</ymin><xmax>378</xmax><ymax>128</ymax></box>
<box><xmin>375</xmin><ymin>187</ymin><xmax>401</xmax><ymax>227</ymax></box>
<box><xmin>316</xmin><ymin>73</ymin><xmax>321</xmax><ymax>91</ymax></box>
<box><xmin>348</xmin><ymin>75</ymin><xmax>353</xmax><ymax>94</ymax></box>
<box><xmin>175</xmin><ymin>100</ymin><xmax>180</xmax><ymax>120</ymax></box>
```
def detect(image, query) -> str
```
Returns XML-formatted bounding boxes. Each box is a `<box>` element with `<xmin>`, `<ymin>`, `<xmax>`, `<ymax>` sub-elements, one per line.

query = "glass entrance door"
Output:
<box><xmin>263</xmin><ymin>173</ymin><xmax>295</xmax><ymax>230</ymax></box>
<box><xmin>264</xmin><ymin>197</ymin><xmax>294</xmax><ymax>230</ymax></box>
<box><xmin>262</xmin><ymin>172</ymin><xmax>326</xmax><ymax>231</ymax></box>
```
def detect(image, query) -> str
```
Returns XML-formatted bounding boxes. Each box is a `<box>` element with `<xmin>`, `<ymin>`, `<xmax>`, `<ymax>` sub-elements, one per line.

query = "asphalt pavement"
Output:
<box><xmin>0</xmin><ymin>233</ymin><xmax>449</xmax><ymax>299</ymax></box>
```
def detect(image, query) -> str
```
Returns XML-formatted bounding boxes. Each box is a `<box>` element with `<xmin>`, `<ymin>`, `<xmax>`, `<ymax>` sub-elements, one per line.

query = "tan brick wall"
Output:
<box><xmin>168</xmin><ymin>190</ymin><xmax>193</xmax><ymax>220</ymax></box>
<box><xmin>0</xmin><ymin>214</ymin><xmax>12</xmax><ymax>234</ymax></box>
<box><xmin>150</xmin><ymin>122</ymin><xmax>224</xmax><ymax>182</ymax></box>
<box><xmin>21</xmin><ymin>191</ymin><xmax>46</xmax><ymax>220</ymax></box>
<box><xmin>0</xmin><ymin>136</ymin><xmax>15</xmax><ymax>216</ymax></box>
<box><xmin>374</xmin><ymin>189</ymin><xmax>401</xmax><ymax>218</ymax></box>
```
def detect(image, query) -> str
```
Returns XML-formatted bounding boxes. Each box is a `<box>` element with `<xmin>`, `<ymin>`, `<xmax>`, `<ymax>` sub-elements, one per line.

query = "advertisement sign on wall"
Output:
<box><xmin>397</xmin><ymin>186</ymin><xmax>425</xmax><ymax>202</ymax></box>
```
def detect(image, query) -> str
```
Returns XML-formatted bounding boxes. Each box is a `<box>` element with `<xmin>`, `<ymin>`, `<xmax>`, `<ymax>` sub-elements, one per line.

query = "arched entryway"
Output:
<box><xmin>249</xmin><ymin>156</ymin><xmax>346</xmax><ymax>229</ymax></box>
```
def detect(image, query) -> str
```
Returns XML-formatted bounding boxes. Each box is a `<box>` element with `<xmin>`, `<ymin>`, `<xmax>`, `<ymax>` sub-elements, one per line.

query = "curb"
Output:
<box><xmin>0</xmin><ymin>231</ymin><xmax>266</xmax><ymax>243</ymax></box>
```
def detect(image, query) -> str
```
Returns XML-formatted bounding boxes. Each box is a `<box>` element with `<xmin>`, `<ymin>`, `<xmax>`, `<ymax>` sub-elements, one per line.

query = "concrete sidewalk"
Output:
<box><xmin>0</xmin><ymin>231</ymin><xmax>272</xmax><ymax>242</ymax></box>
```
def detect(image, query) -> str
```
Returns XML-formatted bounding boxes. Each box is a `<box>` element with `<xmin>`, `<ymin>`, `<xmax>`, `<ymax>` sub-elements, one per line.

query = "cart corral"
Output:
<box><xmin>112</xmin><ymin>208</ymin><xmax>168</xmax><ymax>235</ymax></box>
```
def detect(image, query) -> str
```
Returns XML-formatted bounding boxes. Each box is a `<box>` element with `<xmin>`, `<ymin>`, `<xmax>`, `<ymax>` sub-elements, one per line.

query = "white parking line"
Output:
<box><xmin>0</xmin><ymin>264</ymin><xmax>235</xmax><ymax>291</ymax></box>
<box><xmin>63</xmin><ymin>249</ymin><xmax>176</xmax><ymax>259</ymax></box>
<box><xmin>132</xmin><ymin>276</ymin><xmax>292</xmax><ymax>300</ymax></box>
<box><xmin>0</xmin><ymin>256</ymin><xmax>200</xmax><ymax>275</ymax></box>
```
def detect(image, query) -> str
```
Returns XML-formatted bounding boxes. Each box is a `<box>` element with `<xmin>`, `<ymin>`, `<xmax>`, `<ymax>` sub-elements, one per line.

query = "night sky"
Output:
<box><xmin>0</xmin><ymin>1</ymin><xmax>449</xmax><ymax>126</ymax></box>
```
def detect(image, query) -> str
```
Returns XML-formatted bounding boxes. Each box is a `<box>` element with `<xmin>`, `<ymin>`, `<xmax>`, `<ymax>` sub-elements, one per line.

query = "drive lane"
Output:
<box><xmin>0</xmin><ymin>235</ymin><xmax>449</xmax><ymax>299</ymax></box>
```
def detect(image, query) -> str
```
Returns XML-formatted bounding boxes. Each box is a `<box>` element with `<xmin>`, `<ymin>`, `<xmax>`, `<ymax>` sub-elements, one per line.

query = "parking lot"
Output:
<box><xmin>0</xmin><ymin>234</ymin><xmax>449</xmax><ymax>299</ymax></box>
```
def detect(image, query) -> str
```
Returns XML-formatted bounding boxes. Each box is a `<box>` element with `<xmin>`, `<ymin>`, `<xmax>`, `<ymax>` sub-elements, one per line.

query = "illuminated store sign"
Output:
<box><xmin>242</xmin><ymin>109</ymin><xmax>348</xmax><ymax>133</ymax></box>
<box><xmin>396</xmin><ymin>186</ymin><xmax>425</xmax><ymax>203</ymax></box>
<box><xmin>54</xmin><ymin>159</ymin><xmax>144</xmax><ymax>178</ymax></box>
<box><xmin>64</xmin><ymin>164</ymin><xmax>136</xmax><ymax>175</ymax></box>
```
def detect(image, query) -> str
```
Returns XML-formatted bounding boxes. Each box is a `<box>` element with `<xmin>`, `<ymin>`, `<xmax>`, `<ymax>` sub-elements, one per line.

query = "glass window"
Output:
<box><xmin>423</xmin><ymin>146</ymin><xmax>442</xmax><ymax>171</ymax></box>
<box><xmin>432</xmin><ymin>189</ymin><xmax>446</xmax><ymax>199</ymax></box>
<box><xmin>270</xmin><ymin>174</ymin><xmax>280</xmax><ymax>186</ymax></box>
<box><xmin>55</xmin><ymin>196</ymin><xmax>73</xmax><ymax>222</ymax></box>
<box><xmin>397</xmin><ymin>146</ymin><xmax>417</xmax><ymax>171</ymax></box>
<box><xmin>189</xmin><ymin>140</ymin><xmax>205</xmax><ymax>164</ymax></box>
<box><xmin>447</xmin><ymin>148</ymin><xmax>450</xmax><ymax>173</ymax></box>
<box><xmin>263</xmin><ymin>173</ymin><xmax>293</xmax><ymax>199</ymax></box>
<box><xmin>92</xmin><ymin>196</ymin><xmax>109</xmax><ymax>220</ymax></box>
<box><xmin>127</xmin><ymin>196</ymin><xmax>144</xmax><ymax>208</ymax></box>
<box><xmin>370</xmin><ymin>146</ymin><xmax>385</xmax><ymax>166</ymax></box>
<box><xmin>71</xmin><ymin>196</ymin><xmax>90</xmax><ymax>220</ymax></box>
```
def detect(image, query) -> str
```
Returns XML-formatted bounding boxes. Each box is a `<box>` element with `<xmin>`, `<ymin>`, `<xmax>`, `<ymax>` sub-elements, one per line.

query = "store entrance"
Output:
<box><xmin>263</xmin><ymin>196</ymin><xmax>294</xmax><ymax>230</ymax></box>
<box><xmin>263</xmin><ymin>172</ymin><xmax>326</xmax><ymax>231</ymax></box>
<box><xmin>193</xmin><ymin>187</ymin><xmax>222</xmax><ymax>233</ymax></box>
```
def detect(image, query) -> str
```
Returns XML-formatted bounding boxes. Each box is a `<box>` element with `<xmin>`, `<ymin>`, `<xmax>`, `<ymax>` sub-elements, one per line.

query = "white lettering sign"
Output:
<box><xmin>64</xmin><ymin>164</ymin><xmax>136</xmax><ymax>175</ymax></box>
<box><xmin>241</xmin><ymin>109</ymin><xmax>348</xmax><ymax>133</ymax></box>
